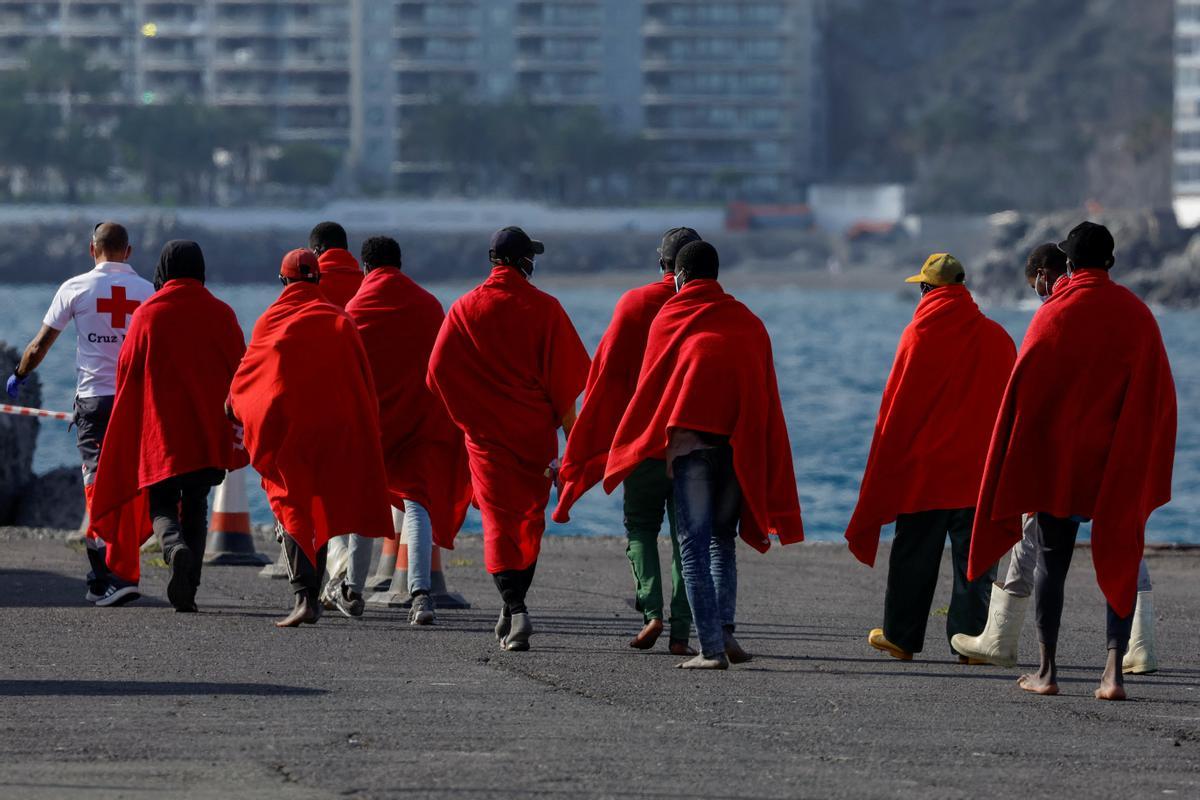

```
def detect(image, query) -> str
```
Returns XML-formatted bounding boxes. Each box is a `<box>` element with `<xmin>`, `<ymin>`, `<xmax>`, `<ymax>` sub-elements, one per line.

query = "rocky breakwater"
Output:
<box><xmin>0</xmin><ymin>213</ymin><xmax>832</xmax><ymax>285</ymax></box>
<box><xmin>0</xmin><ymin>343</ymin><xmax>84</xmax><ymax>529</ymax></box>
<box><xmin>973</xmin><ymin>210</ymin><xmax>1200</xmax><ymax>307</ymax></box>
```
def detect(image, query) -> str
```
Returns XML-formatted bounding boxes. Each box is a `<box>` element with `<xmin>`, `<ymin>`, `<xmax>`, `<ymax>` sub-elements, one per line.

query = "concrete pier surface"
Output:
<box><xmin>1</xmin><ymin>529</ymin><xmax>1197</xmax><ymax>799</ymax></box>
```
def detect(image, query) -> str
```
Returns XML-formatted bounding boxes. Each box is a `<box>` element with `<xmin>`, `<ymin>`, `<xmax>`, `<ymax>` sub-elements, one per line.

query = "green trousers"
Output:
<box><xmin>883</xmin><ymin>507</ymin><xmax>996</xmax><ymax>655</ymax></box>
<box><xmin>623</xmin><ymin>459</ymin><xmax>692</xmax><ymax>641</ymax></box>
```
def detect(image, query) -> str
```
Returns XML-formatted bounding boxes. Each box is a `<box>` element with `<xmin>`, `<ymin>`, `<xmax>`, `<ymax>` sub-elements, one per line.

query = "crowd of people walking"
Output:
<box><xmin>6</xmin><ymin>217</ymin><xmax>1176</xmax><ymax>697</ymax></box>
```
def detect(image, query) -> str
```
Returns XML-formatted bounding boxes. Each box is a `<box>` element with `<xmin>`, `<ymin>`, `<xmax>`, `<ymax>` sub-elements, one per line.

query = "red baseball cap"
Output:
<box><xmin>280</xmin><ymin>248</ymin><xmax>320</xmax><ymax>280</ymax></box>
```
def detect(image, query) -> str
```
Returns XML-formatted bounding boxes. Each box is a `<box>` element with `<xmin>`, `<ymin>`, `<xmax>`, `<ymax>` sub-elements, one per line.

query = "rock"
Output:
<box><xmin>0</xmin><ymin>342</ymin><xmax>41</xmax><ymax>524</ymax></box>
<box><xmin>971</xmin><ymin>210</ymin><xmax>1200</xmax><ymax>307</ymax></box>
<box><xmin>14</xmin><ymin>465</ymin><xmax>84</xmax><ymax>530</ymax></box>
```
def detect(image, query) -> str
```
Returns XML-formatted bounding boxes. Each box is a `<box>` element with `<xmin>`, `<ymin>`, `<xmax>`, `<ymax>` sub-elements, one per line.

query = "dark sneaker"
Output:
<box><xmin>85</xmin><ymin>580</ymin><xmax>108</xmax><ymax>603</ymax></box>
<box><xmin>495</xmin><ymin>608</ymin><xmax>511</xmax><ymax>642</ymax></box>
<box><xmin>409</xmin><ymin>593</ymin><xmax>436</xmax><ymax>626</ymax></box>
<box><xmin>167</xmin><ymin>548</ymin><xmax>196</xmax><ymax>611</ymax></box>
<box><xmin>94</xmin><ymin>581</ymin><xmax>141</xmax><ymax>607</ymax></box>
<box><xmin>503</xmin><ymin>612</ymin><xmax>533</xmax><ymax>651</ymax></box>
<box><xmin>331</xmin><ymin>581</ymin><xmax>364</xmax><ymax>618</ymax></box>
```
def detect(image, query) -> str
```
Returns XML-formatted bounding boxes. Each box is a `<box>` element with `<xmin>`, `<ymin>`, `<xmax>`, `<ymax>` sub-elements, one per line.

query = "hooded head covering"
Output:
<box><xmin>154</xmin><ymin>240</ymin><xmax>206</xmax><ymax>290</ymax></box>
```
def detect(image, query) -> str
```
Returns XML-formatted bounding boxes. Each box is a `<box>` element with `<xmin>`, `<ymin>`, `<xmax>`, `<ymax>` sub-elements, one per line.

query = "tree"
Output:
<box><xmin>266</xmin><ymin>142</ymin><xmax>341</xmax><ymax>187</ymax></box>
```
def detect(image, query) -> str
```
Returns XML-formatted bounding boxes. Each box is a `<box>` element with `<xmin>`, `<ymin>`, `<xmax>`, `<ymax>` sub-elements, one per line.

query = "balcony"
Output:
<box><xmin>642</xmin><ymin>19</ymin><xmax>791</xmax><ymax>37</ymax></box>
<box><xmin>513</xmin><ymin>57</ymin><xmax>601</xmax><ymax>72</ymax></box>
<box><xmin>395</xmin><ymin>23</ymin><xmax>479</xmax><ymax>38</ymax></box>
<box><xmin>60</xmin><ymin>20</ymin><xmax>126</xmax><ymax>37</ymax></box>
<box><xmin>393</xmin><ymin>57</ymin><xmax>478</xmax><ymax>72</ymax></box>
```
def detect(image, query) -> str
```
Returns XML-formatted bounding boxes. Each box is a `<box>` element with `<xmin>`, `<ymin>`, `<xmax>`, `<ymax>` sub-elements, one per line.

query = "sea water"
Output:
<box><xmin>1</xmin><ymin>280</ymin><xmax>1195</xmax><ymax>543</ymax></box>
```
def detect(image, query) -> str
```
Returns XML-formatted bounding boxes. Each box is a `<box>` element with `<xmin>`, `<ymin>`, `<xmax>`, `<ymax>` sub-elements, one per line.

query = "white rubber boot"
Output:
<box><xmin>1122</xmin><ymin>591</ymin><xmax>1158</xmax><ymax>674</ymax></box>
<box><xmin>950</xmin><ymin>584</ymin><xmax>1027</xmax><ymax>668</ymax></box>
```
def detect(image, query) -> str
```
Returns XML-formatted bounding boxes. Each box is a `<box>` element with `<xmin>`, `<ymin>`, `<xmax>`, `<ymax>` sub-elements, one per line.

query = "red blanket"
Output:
<box><xmin>968</xmin><ymin>269</ymin><xmax>1177</xmax><ymax>615</ymax></box>
<box><xmin>317</xmin><ymin>248</ymin><xmax>363</xmax><ymax>309</ymax></box>
<box><xmin>603</xmin><ymin>279</ymin><xmax>803</xmax><ymax>551</ymax></box>
<box><xmin>345</xmin><ymin>267</ymin><xmax>472</xmax><ymax>549</ymax></box>
<box><xmin>427</xmin><ymin>266</ymin><xmax>590</xmax><ymax>572</ymax></box>
<box><xmin>91</xmin><ymin>279</ymin><xmax>247</xmax><ymax>574</ymax></box>
<box><xmin>231</xmin><ymin>281</ymin><xmax>393</xmax><ymax>564</ymax></box>
<box><xmin>554</xmin><ymin>274</ymin><xmax>676</xmax><ymax>522</ymax></box>
<box><xmin>844</xmin><ymin>285</ymin><xmax>1015</xmax><ymax>565</ymax></box>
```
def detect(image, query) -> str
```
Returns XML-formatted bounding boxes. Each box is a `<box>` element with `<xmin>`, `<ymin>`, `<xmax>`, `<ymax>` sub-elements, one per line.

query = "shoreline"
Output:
<box><xmin>4</xmin><ymin>525</ymin><xmax>1198</xmax><ymax>551</ymax></box>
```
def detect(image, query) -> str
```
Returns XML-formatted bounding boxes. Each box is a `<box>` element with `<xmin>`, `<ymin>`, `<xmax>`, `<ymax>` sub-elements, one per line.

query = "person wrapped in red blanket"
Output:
<box><xmin>843</xmin><ymin>252</ymin><xmax>1016</xmax><ymax>662</ymax></box>
<box><xmin>427</xmin><ymin>227</ymin><xmax>590</xmax><ymax>651</ymax></box>
<box><xmin>230</xmin><ymin>249</ymin><xmax>393</xmax><ymax>628</ymax></box>
<box><xmin>968</xmin><ymin>222</ymin><xmax>1176</xmax><ymax>701</ymax></box>
<box><xmin>309</xmin><ymin>221</ymin><xmax>362</xmax><ymax>310</ymax></box>
<box><xmin>554</xmin><ymin>227</ymin><xmax>701</xmax><ymax>655</ymax></box>
<box><xmin>604</xmin><ymin>241</ymin><xmax>803</xmax><ymax>669</ymax></box>
<box><xmin>92</xmin><ymin>240</ymin><xmax>247</xmax><ymax>612</ymax></box>
<box><xmin>344</xmin><ymin>236</ymin><xmax>472</xmax><ymax>625</ymax></box>
<box><xmin>306</xmin><ymin>221</ymin><xmax>375</xmax><ymax>612</ymax></box>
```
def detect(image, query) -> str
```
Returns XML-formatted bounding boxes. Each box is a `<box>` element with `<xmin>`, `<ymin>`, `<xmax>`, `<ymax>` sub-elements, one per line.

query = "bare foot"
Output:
<box><xmin>1096</xmin><ymin>651</ymin><xmax>1127</xmax><ymax>700</ymax></box>
<box><xmin>677</xmin><ymin>653</ymin><xmax>729</xmax><ymax>670</ymax></box>
<box><xmin>276</xmin><ymin>594</ymin><xmax>320</xmax><ymax>628</ymax></box>
<box><xmin>1017</xmin><ymin>673</ymin><xmax>1059</xmax><ymax>695</ymax></box>
<box><xmin>630</xmin><ymin>618</ymin><xmax>663</xmax><ymax>650</ymax></box>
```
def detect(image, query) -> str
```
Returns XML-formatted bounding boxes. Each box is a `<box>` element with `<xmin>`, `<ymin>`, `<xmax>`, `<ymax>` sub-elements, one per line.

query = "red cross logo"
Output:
<box><xmin>96</xmin><ymin>286</ymin><xmax>141</xmax><ymax>328</ymax></box>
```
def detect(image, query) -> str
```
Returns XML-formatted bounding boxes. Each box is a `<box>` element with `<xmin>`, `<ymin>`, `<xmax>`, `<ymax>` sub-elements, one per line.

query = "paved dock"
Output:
<box><xmin>1</xmin><ymin>530</ymin><xmax>1197</xmax><ymax>799</ymax></box>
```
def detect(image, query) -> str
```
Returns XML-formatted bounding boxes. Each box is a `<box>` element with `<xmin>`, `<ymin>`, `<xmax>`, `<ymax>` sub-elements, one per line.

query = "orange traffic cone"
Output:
<box><xmin>204</xmin><ymin>468</ymin><xmax>270</xmax><ymax>566</ymax></box>
<box><xmin>258</xmin><ymin>545</ymin><xmax>290</xmax><ymax>579</ymax></box>
<box><xmin>365</xmin><ymin>533</ymin><xmax>399</xmax><ymax>593</ymax></box>
<box><xmin>367</xmin><ymin>509</ymin><xmax>469</xmax><ymax>609</ymax></box>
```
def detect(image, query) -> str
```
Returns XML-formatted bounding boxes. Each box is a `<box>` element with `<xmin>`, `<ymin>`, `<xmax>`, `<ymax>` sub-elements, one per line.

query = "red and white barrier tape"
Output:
<box><xmin>0</xmin><ymin>403</ymin><xmax>72</xmax><ymax>422</ymax></box>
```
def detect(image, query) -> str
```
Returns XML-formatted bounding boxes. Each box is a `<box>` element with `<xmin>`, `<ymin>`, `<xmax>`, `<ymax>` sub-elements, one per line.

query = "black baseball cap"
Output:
<box><xmin>490</xmin><ymin>226</ymin><xmax>544</xmax><ymax>261</ymax></box>
<box><xmin>658</xmin><ymin>226</ymin><xmax>702</xmax><ymax>267</ymax></box>
<box><xmin>1058</xmin><ymin>221</ymin><xmax>1115</xmax><ymax>269</ymax></box>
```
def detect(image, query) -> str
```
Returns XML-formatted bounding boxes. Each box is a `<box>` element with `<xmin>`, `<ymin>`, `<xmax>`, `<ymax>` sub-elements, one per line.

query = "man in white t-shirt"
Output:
<box><xmin>7</xmin><ymin>222</ymin><xmax>155</xmax><ymax>606</ymax></box>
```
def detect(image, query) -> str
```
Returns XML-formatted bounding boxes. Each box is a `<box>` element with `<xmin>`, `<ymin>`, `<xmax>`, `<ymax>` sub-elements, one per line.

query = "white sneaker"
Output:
<box><xmin>94</xmin><ymin>582</ymin><xmax>141</xmax><ymax>607</ymax></box>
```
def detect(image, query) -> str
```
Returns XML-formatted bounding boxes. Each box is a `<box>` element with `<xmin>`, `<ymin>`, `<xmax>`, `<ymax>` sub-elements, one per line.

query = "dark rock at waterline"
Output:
<box><xmin>0</xmin><ymin>342</ymin><xmax>40</xmax><ymax>524</ymax></box>
<box><xmin>973</xmin><ymin>209</ymin><xmax>1199</xmax><ymax>307</ymax></box>
<box><xmin>14</xmin><ymin>465</ymin><xmax>83</xmax><ymax>530</ymax></box>
<box><xmin>0</xmin><ymin>215</ymin><xmax>830</xmax><ymax>285</ymax></box>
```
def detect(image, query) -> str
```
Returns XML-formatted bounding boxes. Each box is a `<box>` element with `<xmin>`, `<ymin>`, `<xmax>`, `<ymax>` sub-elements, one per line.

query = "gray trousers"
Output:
<box><xmin>326</xmin><ymin>534</ymin><xmax>374</xmax><ymax>595</ymax></box>
<box><xmin>1002</xmin><ymin>514</ymin><xmax>1152</xmax><ymax>597</ymax></box>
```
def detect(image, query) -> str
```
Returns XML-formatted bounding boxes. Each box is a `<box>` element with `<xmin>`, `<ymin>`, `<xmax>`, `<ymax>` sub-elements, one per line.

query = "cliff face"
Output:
<box><xmin>825</xmin><ymin>0</ymin><xmax>1173</xmax><ymax>213</ymax></box>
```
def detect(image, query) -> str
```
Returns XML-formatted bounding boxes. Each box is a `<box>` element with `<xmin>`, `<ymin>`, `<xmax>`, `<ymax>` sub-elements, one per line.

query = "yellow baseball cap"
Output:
<box><xmin>905</xmin><ymin>253</ymin><xmax>965</xmax><ymax>286</ymax></box>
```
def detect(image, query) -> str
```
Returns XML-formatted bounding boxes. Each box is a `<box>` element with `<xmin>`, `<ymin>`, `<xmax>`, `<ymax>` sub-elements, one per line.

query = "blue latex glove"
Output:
<box><xmin>6</xmin><ymin>372</ymin><xmax>26</xmax><ymax>400</ymax></box>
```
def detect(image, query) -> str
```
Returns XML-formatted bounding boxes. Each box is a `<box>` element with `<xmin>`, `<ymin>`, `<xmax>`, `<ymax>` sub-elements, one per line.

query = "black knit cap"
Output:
<box><xmin>1058</xmin><ymin>221</ymin><xmax>1115</xmax><ymax>269</ymax></box>
<box><xmin>154</xmin><ymin>240</ymin><xmax>205</xmax><ymax>290</ymax></box>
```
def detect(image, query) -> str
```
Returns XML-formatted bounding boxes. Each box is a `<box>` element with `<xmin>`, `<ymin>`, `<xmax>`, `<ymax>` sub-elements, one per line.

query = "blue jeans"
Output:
<box><xmin>401</xmin><ymin>500</ymin><xmax>433</xmax><ymax>595</ymax></box>
<box><xmin>672</xmin><ymin>445</ymin><xmax>741</xmax><ymax>659</ymax></box>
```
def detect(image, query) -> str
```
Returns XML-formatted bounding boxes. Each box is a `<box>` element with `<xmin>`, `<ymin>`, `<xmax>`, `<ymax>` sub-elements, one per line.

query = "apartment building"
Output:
<box><xmin>641</xmin><ymin>1</ymin><xmax>822</xmax><ymax>201</ymax></box>
<box><xmin>0</xmin><ymin>0</ymin><xmax>824</xmax><ymax>201</ymax></box>
<box><xmin>1177</xmin><ymin>0</ymin><xmax>1200</xmax><ymax>199</ymax></box>
<box><xmin>0</xmin><ymin>1</ymin><xmax>353</xmax><ymax>147</ymax></box>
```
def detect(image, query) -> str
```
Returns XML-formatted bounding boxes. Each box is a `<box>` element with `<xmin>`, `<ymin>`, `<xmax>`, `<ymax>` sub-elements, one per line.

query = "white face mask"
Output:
<box><xmin>520</xmin><ymin>257</ymin><xmax>536</xmax><ymax>279</ymax></box>
<box><xmin>673</xmin><ymin>271</ymin><xmax>685</xmax><ymax>293</ymax></box>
